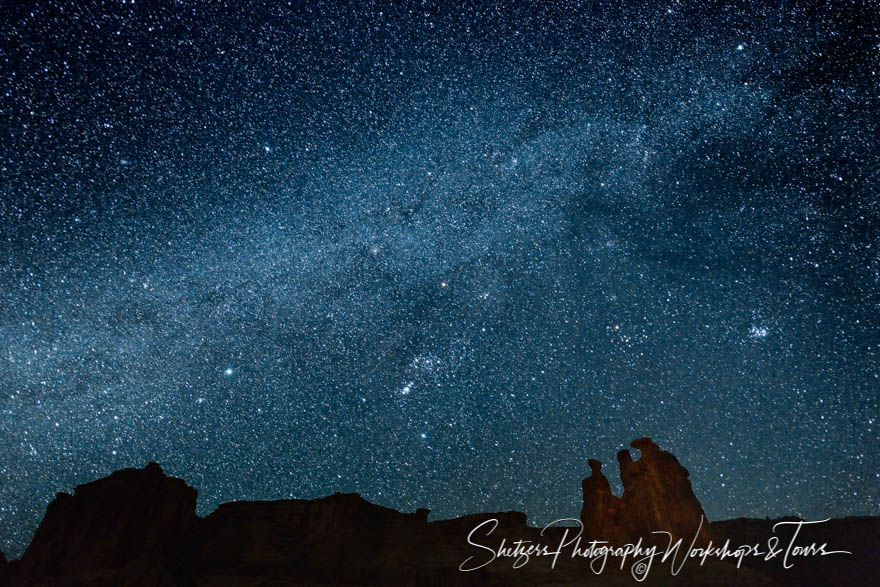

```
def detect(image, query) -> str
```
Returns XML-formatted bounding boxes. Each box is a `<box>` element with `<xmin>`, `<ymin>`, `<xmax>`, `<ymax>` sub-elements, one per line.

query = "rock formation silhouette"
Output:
<box><xmin>580</xmin><ymin>458</ymin><xmax>627</xmax><ymax>544</ymax></box>
<box><xmin>16</xmin><ymin>461</ymin><xmax>197</xmax><ymax>585</ymax></box>
<box><xmin>581</xmin><ymin>438</ymin><xmax>714</xmax><ymax>547</ymax></box>
<box><xmin>580</xmin><ymin>437</ymin><xmax>714</xmax><ymax>547</ymax></box>
<box><xmin>2</xmin><ymin>444</ymin><xmax>877</xmax><ymax>586</ymax></box>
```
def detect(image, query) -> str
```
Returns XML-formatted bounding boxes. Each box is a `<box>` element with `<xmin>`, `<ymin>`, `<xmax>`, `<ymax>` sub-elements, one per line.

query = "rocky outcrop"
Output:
<box><xmin>3</xmin><ymin>444</ymin><xmax>877</xmax><ymax>586</ymax></box>
<box><xmin>581</xmin><ymin>437</ymin><xmax>714</xmax><ymax>547</ymax></box>
<box><xmin>580</xmin><ymin>458</ymin><xmax>626</xmax><ymax>543</ymax></box>
<box><xmin>15</xmin><ymin>461</ymin><xmax>197</xmax><ymax>586</ymax></box>
<box><xmin>191</xmin><ymin>492</ymin><xmax>437</xmax><ymax>585</ymax></box>
<box><xmin>191</xmin><ymin>497</ymin><xmax>543</xmax><ymax>587</ymax></box>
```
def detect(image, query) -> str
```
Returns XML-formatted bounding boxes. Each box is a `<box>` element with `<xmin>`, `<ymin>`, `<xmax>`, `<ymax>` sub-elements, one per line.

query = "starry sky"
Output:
<box><xmin>1</xmin><ymin>0</ymin><xmax>878</xmax><ymax>558</ymax></box>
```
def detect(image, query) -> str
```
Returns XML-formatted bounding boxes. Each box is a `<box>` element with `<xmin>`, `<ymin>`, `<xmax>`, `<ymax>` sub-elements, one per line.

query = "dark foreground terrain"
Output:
<box><xmin>2</xmin><ymin>452</ymin><xmax>877</xmax><ymax>586</ymax></box>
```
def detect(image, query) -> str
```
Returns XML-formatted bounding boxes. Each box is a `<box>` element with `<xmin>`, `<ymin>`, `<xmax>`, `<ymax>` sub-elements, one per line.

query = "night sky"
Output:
<box><xmin>1</xmin><ymin>0</ymin><xmax>878</xmax><ymax>558</ymax></box>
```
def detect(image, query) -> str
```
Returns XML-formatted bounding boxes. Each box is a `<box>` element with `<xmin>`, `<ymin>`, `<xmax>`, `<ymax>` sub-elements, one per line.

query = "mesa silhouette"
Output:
<box><xmin>2</xmin><ymin>437</ymin><xmax>877</xmax><ymax>586</ymax></box>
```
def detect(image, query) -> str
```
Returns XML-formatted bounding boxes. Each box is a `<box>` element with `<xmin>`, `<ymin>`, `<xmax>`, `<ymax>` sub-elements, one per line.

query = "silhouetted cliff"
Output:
<box><xmin>3</xmin><ymin>442</ymin><xmax>878</xmax><ymax>586</ymax></box>
<box><xmin>15</xmin><ymin>461</ymin><xmax>197</xmax><ymax>585</ymax></box>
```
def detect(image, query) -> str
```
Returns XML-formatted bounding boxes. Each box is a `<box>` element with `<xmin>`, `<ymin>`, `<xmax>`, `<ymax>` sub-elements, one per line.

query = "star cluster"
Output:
<box><xmin>1</xmin><ymin>0</ymin><xmax>878</xmax><ymax>557</ymax></box>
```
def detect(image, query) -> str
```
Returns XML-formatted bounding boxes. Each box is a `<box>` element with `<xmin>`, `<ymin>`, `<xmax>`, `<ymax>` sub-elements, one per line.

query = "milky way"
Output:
<box><xmin>1</xmin><ymin>1</ymin><xmax>878</xmax><ymax>557</ymax></box>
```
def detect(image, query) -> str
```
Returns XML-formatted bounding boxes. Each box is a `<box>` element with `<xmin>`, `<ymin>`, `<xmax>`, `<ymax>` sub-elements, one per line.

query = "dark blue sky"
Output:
<box><xmin>1</xmin><ymin>0</ymin><xmax>877</xmax><ymax>558</ymax></box>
